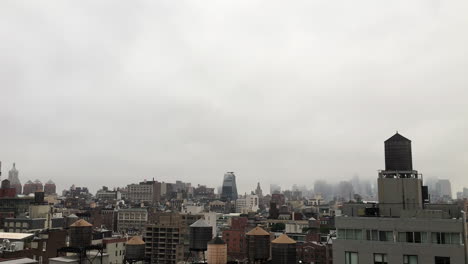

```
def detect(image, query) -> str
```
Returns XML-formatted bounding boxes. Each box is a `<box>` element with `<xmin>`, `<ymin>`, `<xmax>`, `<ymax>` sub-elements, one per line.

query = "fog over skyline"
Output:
<box><xmin>1</xmin><ymin>1</ymin><xmax>467</xmax><ymax>194</ymax></box>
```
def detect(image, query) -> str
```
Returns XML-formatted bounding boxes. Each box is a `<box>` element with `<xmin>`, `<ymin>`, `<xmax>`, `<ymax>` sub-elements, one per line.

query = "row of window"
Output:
<box><xmin>7</xmin><ymin>222</ymin><xmax>29</xmax><ymax>227</ymax></box>
<box><xmin>345</xmin><ymin>252</ymin><xmax>450</xmax><ymax>264</ymax></box>
<box><xmin>118</xmin><ymin>213</ymin><xmax>147</xmax><ymax>220</ymax></box>
<box><xmin>338</xmin><ymin>229</ymin><xmax>462</xmax><ymax>245</ymax></box>
<box><xmin>114</xmin><ymin>250</ymin><xmax>125</xmax><ymax>256</ymax></box>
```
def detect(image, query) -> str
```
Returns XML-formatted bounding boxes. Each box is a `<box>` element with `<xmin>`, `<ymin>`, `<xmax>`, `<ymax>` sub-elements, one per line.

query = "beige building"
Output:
<box><xmin>117</xmin><ymin>208</ymin><xmax>148</xmax><ymax>234</ymax></box>
<box><xmin>127</xmin><ymin>181</ymin><xmax>161</xmax><ymax>204</ymax></box>
<box><xmin>144</xmin><ymin>212</ymin><xmax>187</xmax><ymax>264</ymax></box>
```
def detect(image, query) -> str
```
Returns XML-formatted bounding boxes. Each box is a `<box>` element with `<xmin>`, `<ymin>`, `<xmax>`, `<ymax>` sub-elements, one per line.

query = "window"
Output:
<box><xmin>379</xmin><ymin>231</ymin><xmax>393</xmax><ymax>242</ymax></box>
<box><xmin>398</xmin><ymin>232</ymin><xmax>427</xmax><ymax>243</ymax></box>
<box><xmin>403</xmin><ymin>255</ymin><xmax>418</xmax><ymax>264</ymax></box>
<box><xmin>374</xmin><ymin>253</ymin><xmax>387</xmax><ymax>264</ymax></box>
<box><xmin>345</xmin><ymin>252</ymin><xmax>358</xmax><ymax>264</ymax></box>
<box><xmin>340</xmin><ymin>229</ymin><xmax>363</xmax><ymax>240</ymax></box>
<box><xmin>435</xmin><ymin>256</ymin><xmax>450</xmax><ymax>264</ymax></box>
<box><xmin>338</xmin><ymin>229</ymin><xmax>345</xmax><ymax>239</ymax></box>
<box><xmin>432</xmin><ymin>233</ymin><xmax>460</xmax><ymax>245</ymax></box>
<box><xmin>366</xmin><ymin>230</ymin><xmax>379</xmax><ymax>241</ymax></box>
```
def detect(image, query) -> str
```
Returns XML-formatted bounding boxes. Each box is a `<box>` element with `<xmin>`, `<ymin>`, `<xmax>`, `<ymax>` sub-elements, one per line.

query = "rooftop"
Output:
<box><xmin>0</xmin><ymin>258</ymin><xmax>37</xmax><ymax>264</ymax></box>
<box><xmin>127</xmin><ymin>236</ymin><xmax>145</xmax><ymax>245</ymax></box>
<box><xmin>208</xmin><ymin>236</ymin><xmax>225</xmax><ymax>245</ymax></box>
<box><xmin>385</xmin><ymin>132</ymin><xmax>411</xmax><ymax>143</ymax></box>
<box><xmin>272</xmin><ymin>234</ymin><xmax>296</xmax><ymax>244</ymax></box>
<box><xmin>246</xmin><ymin>226</ymin><xmax>270</xmax><ymax>236</ymax></box>
<box><xmin>190</xmin><ymin>219</ymin><xmax>211</xmax><ymax>228</ymax></box>
<box><xmin>0</xmin><ymin>232</ymin><xmax>35</xmax><ymax>240</ymax></box>
<box><xmin>70</xmin><ymin>219</ymin><xmax>92</xmax><ymax>227</ymax></box>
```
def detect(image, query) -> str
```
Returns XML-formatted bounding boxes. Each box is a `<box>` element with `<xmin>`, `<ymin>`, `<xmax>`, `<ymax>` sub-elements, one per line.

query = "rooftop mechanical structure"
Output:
<box><xmin>57</xmin><ymin>219</ymin><xmax>104</xmax><ymax>264</ymax></box>
<box><xmin>187</xmin><ymin>219</ymin><xmax>213</xmax><ymax>263</ymax></box>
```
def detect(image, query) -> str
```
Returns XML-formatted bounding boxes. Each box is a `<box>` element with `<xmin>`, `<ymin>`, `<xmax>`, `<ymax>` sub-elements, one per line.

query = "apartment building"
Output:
<box><xmin>127</xmin><ymin>180</ymin><xmax>161</xmax><ymax>204</ymax></box>
<box><xmin>117</xmin><ymin>208</ymin><xmax>148</xmax><ymax>234</ymax></box>
<box><xmin>144</xmin><ymin>212</ymin><xmax>187</xmax><ymax>264</ymax></box>
<box><xmin>333</xmin><ymin>133</ymin><xmax>468</xmax><ymax>264</ymax></box>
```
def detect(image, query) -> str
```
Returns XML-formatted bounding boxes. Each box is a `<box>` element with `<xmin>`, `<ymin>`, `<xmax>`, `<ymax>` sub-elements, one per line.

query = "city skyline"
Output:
<box><xmin>0</xmin><ymin>158</ymin><xmax>459</xmax><ymax>200</ymax></box>
<box><xmin>1</xmin><ymin>1</ymin><xmax>467</xmax><ymax>195</ymax></box>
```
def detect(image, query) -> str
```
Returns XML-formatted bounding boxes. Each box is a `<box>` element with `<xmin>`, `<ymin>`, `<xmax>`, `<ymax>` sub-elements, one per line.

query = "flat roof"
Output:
<box><xmin>0</xmin><ymin>232</ymin><xmax>34</xmax><ymax>240</ymax></box>
<box><xmin>0</xmin><ymin>258</ymin><xmax>38</xmax><ymax>264</ymax></box>
<box><xmin>48</xmin><ymin>257</ymin><xmax>78</xmax><ymax>263</ymax></box>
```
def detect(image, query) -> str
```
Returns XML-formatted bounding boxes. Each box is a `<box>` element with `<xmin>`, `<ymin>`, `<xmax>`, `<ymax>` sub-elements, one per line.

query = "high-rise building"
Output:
<box><xmin>270</xmin><ymin>184</ymin><xmax>281</xmax><ymax>195</ymax></box>
<box><xmin>235</xmin><ymin>194</ymin><xmax>259</xmax><ymax>214</ymax></box>
<box><xmin>145</xmin><ymin>212</ymin><xmax>187</xmax><ymax>264</ymax></box>
<box><xmin>44</xmin><ymin>180</ymin><xmax>56</xmax><ymax>195</ymax></box>
<box><xmin>23</xmin><ymin>179</ymin><xmax>43</xmax><ymax>195</ymax></box>
<box><xmin>334</xmin><ymin>133</ymin><xmax>467</xmax><ymax>264</ymax></box>
<box><xmin>435</xmin><ymin>179</ymin><xmax>452</xmax><ymax>200</ymax></box>
<box><xmin>221</xmin><ymin>172</ymin><xmax>238</xmax><ymax>201</ymax></box>
<box><xmin>255</xmin><ymin>182</ymin><xmax>263</xmax><ymax>197</ymax></box>
<box><xmin>8</xmin><ymin>163</ymin><xmax>22</xmax><ymax>195</ymax></box>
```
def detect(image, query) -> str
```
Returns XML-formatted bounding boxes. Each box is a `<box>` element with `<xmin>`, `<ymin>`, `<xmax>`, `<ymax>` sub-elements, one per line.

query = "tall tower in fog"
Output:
<box><xmin>221</xmin><ymin>172</ymin><xmax>238</xmax><ymax>201</ymax></box>
<box><xmin>8</xmin><ymin>163</ymin><xmax>22</xmax><ymax>195</ymax></box>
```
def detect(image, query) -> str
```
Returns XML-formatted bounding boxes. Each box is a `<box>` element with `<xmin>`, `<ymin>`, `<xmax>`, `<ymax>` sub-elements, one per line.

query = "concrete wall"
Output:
<box><xmin>378</xmin><ymin>178</ymin><xmax>422</xmax><ymax>217</ymax></box>
<box><xmin>333</xmin><ymin>216</ymin><xmax>466</xmax><ymax>264</ymax></box>
<box><xmin>333</xmin><ymin>239</ymin><xmax>465</xmax><ymax>263</ymax></box>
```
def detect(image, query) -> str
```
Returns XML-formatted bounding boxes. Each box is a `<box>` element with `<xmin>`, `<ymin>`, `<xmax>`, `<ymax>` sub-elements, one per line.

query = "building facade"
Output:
<box><xmin>127</xmin><ymin>180</ymin><xmax>161</xmax><ymax>204</ymax></box>
<box><xmin>333</xmin><ymin>133</ymin><xmax>468</xmax><ymax>264</ymax></box>
<box><xmin>117</xmin><ymin>208</ymin><xmax>148</xmax><ymax>234</ymax></box>
<box><xmin>221</xmin><ymin>172</ymin><xmax>238</xmax><ymax>201</ymax></box>
<box><xmin>144</xmin><ymin>212</ymin><xmax>187</xmax><ymax>264</ymax></box>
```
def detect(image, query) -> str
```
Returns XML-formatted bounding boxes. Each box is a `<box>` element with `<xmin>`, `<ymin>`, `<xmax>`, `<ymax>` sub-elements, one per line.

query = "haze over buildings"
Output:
<box><xmin>1</xmin><ymin>1</ymin><xmax>468</xmax><ymax>195</ymax></box>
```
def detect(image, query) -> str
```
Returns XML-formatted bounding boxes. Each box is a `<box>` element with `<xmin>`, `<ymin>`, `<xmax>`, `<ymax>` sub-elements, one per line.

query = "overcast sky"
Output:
<box><xmin>1</xmin><ymin>1</ymin><xmax>467</xmax><ymax>195</ymax></box>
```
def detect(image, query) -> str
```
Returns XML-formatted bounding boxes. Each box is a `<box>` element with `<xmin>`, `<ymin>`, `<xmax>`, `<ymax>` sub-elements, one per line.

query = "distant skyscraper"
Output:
<box><xmin>44</xmin><ymin>180</ymin><xmax>57</xmax><ymax>195</ymax></box>
<box><xmin>24</xmin><ymin>179</ymin><xmax>43</xmax><ymax>195</ymax></box>
<box><xmin>255</xmin><ymin>182</ymin><xmax>263</xmax><ymax>197</ymax></box>
<box><xmin>270</xmin><ymin>184</ymin><xmax>281</xmax><ymax>195</ymax></box>
<box><xmin>221</xmin><ymin>172</ymin><xmax>238</xmax><ymax>201</ymax></box>
<box><xmin>436</xmin><ymin>179</ymin><xmax>452</xmax><ymax>200</ymax></box>
<box><xmin>8</xmin><ymin>163</ymin><xmax>22</xmax><ymax>195</ymax></box>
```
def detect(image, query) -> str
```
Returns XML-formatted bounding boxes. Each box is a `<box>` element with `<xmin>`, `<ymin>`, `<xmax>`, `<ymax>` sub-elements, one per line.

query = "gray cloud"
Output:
<box><xmin>1</xmin><ymin>0</ymin><xmax>467</xmax><ymax>194</ymax></box>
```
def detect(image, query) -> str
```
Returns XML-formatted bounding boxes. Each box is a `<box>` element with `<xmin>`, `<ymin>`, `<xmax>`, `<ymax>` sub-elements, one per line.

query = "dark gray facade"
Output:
<box><xmin>221</xmin><ymin>172</ymin><xmax>238</xmax><ymax>201</ymax></box>
<box><xmin>334</xmin><ymin>216</ymin><xmax>466</xmax><ymax>264</ymax></box>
